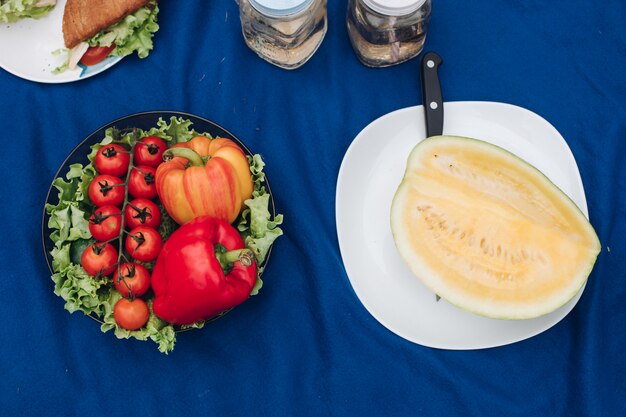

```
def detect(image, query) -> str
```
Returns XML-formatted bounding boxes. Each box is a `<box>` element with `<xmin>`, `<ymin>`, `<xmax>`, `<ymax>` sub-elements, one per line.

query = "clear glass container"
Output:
<box><xmin>347</xmin><ymin>0</ymin><xmax>432</xmax><ymax>67</ymax></box>
<box><xmin>238</xmin><ymin>0</ymin><xmax>327</xmax><ymax>70</ymax></box>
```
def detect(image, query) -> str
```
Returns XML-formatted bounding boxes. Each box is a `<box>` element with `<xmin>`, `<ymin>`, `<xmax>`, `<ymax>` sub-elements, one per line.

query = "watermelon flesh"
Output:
<box><xmin>390</xmin><ymin>136</ymin><xmax>601</xmax><ymax>320</ymax></box>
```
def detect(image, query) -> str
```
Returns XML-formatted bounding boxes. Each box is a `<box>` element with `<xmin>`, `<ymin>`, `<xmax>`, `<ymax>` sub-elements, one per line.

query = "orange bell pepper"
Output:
<box><xmin>155</xmin><ymin>136</ymin><xmax>253</xmax><ymax>225</ymax></box>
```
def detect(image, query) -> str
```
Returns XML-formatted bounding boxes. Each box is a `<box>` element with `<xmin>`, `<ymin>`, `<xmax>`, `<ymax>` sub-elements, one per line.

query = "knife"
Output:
<box><xmin>420</xmin><ymin>51</ymin><xmax>444</xmax><ymax>302</ymax></box>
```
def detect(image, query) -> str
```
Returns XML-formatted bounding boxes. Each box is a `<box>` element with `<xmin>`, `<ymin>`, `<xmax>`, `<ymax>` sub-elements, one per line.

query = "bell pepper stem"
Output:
<box><xmin>217</xmin><ymin>249</ymin><xmax>255</xmax><ymax>269</ymax></box>
<box><xmin>163</xmin><ymin>147</ymin><xmax>205</xmax><ymax>166</ymax></box>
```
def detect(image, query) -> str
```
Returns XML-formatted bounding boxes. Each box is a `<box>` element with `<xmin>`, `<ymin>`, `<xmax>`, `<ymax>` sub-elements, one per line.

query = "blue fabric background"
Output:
<box><xmin>1</xmin><ymin>1</ymin><xmax>625</xmax><ymax>415</ymax></box>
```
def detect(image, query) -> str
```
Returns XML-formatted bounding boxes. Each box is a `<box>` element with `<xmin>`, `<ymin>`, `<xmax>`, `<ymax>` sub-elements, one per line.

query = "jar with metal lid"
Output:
<box><xmin>238</xmin><ymin>0</ymin><xmax>327</xmax><ymax>70</ymax></box>
<box><xmin>347</xmin><ymin>0</ymin><xmax>432</xmax><ymax>67</ymax></box>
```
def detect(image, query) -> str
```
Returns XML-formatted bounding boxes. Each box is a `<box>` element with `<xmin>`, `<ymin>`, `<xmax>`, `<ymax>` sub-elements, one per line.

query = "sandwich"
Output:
<box><xmin>0</xmin><ymin>0</ymin><xmax>56</xmax><ymax>23</ymax></box>
<box><xmin>58</xmin><ymin>0</ymin><xmax>159</xmax><ymax>72</ymax></box>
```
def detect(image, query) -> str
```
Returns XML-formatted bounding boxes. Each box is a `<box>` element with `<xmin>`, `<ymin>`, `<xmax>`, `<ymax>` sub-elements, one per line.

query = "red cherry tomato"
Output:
<box><xmin>88</xmin><ymin>175</ymin><xmax>125</xmax><ymax>207</ymax></box>
<box><xmin>124</xmin><ymin>198</ymin><xmax>161</xmax><ymax>229</ymax></box>
<box><xmin>89</xmin><ymin>205</ymin><xmax>122</xmax><ymax>241</ymax></box>
<box><xmin>113</xmin><ymin>298</ymin><xmax>149</xmax><ymax>330</ymax></box>
<box><xmin>80</xmin><ymin>45</ymin><xmax>116</xmax><ymax>66</ymax></box>
<box><xmin>81</xmin><ymin>243</ymin><xmax>118</xmax><ymax>277</ymax></box>
<box><xmin>128</xmin><ymin>165</ymin><xmax>157</xmax><ymax>199</ymax></box>
<box><xmin>125</xmin><ymin>226</ymin><xmax>162</xmax><ymax>262</ymax></box>
<box><xmin>113</xmin><ymin>262</ymin><xmax>151</xmax><ymax>297</ymax></box>
<box><xmin>134</xmin><ymin>136</ymin><xmax>168</xmax><ymax>167</ymax></box>
<box><xmin>94</xmin><ymin>144</ymin><xmax>130</xmax><ymax>177</ymax></box>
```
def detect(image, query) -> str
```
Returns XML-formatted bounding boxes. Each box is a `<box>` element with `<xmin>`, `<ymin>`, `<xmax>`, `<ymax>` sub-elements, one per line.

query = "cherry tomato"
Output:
<box><xmin>88</xmin><ymin>174</ymin><xmax>125</xmax><ymax>207</ymax></box>
<box><xmin>113</xmin><ymin>298</ymin><xmax>149</xmax><ymax>330</ymax></box>
<box><xmin>125</xmin><ymin>226</ymin><xmax>162</xmax><ymax>262</ymax></box>
<box><xmin>113</xmin><ymin>262</ymin><xmax>151</xmax><ymax>297</ymax></box>
<box><xmin>128</xmin><ymin>165</ymin><xmax>157</xmax><ymax>199</ymax></box>
<box><xmin>124</xmin><ymin>198</ymin><xmax>161</xmax><ymax>229</ymax></box>
<box><xmin>89</xmin><ymin>205</ymin><xmax>122</xmax><ymax>241</ymax></box>
<box><xmin>94</xmin><ymin>144</ymin><xmax>130</xmax><ymax>177</ymax></box>
<box><xmin>81</xmin><ymin>243</ymin><xmax>118</xmax><ymax>277</ymax></box>
<box><xmin>134</xmin><ymin>136</ymin><xmax>168</xmax><ymax>167</ymax></box>
<box><xmin>80</xmin><ymin>45</ymin><xmax>116</xmax><ymax>66</ymax></box>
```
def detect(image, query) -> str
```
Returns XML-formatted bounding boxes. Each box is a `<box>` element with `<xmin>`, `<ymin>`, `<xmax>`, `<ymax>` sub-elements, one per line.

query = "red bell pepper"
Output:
<box><xmin>151</xmin><ymin>216</ymin><xmax>257</xmax><ymax>325</ymax></box>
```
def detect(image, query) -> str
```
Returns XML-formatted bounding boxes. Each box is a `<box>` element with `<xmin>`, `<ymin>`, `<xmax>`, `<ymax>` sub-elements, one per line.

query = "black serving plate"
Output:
<box><xmin>42</xmin><ymin>110</ymin><xmax>276</xmax><ymax>326</ymax></box>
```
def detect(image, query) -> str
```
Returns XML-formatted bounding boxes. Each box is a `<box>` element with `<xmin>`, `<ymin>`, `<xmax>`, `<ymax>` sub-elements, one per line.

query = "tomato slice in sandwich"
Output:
<box><xmin>80</xmin><ymin>45</ymin><xmax>116</xmax><ymax>66</ymax></box>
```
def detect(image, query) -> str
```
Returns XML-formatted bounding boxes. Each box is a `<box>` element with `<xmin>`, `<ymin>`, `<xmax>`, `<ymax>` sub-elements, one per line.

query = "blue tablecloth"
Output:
<box><xmin>1</xmin><ymin>1</ymin><xmax>625</xmax><ymax>415</ymax></box>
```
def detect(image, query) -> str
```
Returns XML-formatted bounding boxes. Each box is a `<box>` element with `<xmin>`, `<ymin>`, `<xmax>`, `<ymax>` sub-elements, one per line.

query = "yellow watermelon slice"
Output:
<box><xmin>390</xmin><ymin>135</ymin><xmax>601</xmax><ymax>319</ymax></box>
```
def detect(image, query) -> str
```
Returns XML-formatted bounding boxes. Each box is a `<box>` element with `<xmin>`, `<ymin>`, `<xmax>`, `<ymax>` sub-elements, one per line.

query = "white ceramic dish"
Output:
<box><xmin>335</xmin><ymin>101</ymin><xmax>589</xmax><ymax>350</ymax></box>
<box><xmin>0</xmin><ymin>0</ymin><xmax>122</xmax><ymax>83</ymax></box>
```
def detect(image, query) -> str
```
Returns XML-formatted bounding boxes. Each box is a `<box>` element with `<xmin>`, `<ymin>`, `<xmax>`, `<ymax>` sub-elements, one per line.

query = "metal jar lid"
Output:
<box><xmin>249</xmin><ymin>0</ymin><xmax>314</xmax><ymax>17</ymax></box>
<box><xmin>362</xmin><ymin>0</ymin><xmax>427</xmax><ymax>17</ymax></box>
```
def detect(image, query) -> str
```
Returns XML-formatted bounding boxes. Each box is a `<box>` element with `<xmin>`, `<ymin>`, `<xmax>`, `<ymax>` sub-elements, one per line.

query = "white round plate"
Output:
<box><xmin>0</xmin><ymin>0</ymin><xmax>122</xmax><ymax>83</ymax></box>
<box><xmin>336</xmin><ymin>101</ymin><xmax>589</xmax><ymax>350</ymax></box>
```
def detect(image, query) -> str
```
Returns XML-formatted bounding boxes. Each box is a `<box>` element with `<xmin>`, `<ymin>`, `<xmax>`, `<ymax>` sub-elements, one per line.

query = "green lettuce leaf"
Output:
<box><xmin>241</xmin><ymin>192</ymin><xmax>284</xmax><ymax>264</ymax></box>
<box><xmin>45</xmin><ymin>163</ymin><xmax>94</xmax><ymax>247</ymax></box>
<box><xmin>248</xmin><ymin>154</ymin><xmax>267</xmax><ymax>190</ymax></box>
<box><xmin>0</xmin><ymin>0</ymin><xmax>55</xmax><ymax>23</ymax></box>
<box><xmin>52</xmin><ymin>261</ymin><xmax>109</xmax><ymax>315</ymax></box>
<box><xmin>88</xmin><ymin>3</ymin><xmax>159</xmax><ymax>59</ymax></box>
<box><xmin>238</xmin><ymin>155</ymin><xmax>284</xmax><ymax>264</ymax></box>
<box><xmin>143</xmin><ymin>116</ymin><xmax>199</xmax><ymax>143</ymax></box>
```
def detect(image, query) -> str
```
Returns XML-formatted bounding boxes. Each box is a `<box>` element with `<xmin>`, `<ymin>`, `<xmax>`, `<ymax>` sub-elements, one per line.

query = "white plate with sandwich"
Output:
<box><xmin>0</xmin><ymin>0</ymin><xmax>159</xmax><ymax>83</ymax></box>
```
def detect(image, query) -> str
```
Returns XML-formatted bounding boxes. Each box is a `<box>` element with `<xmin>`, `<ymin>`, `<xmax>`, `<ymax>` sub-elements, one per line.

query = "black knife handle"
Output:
<box><xmin>420</xmin><ymin>52</ymin><xmax>444</xmax><ymax>137</ymax></box>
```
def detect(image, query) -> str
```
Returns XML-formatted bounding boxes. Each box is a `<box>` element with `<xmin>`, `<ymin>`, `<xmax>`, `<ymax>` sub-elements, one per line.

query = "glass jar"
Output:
<box><xmin>238</xmin><ymin>0</ymin><xmax>327</xmax><ymax>70</ymax></box>
<box><xmin>347</xmin><ymin>0</ymin><xmax>432</xmax><ymax>67</ymax></box>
